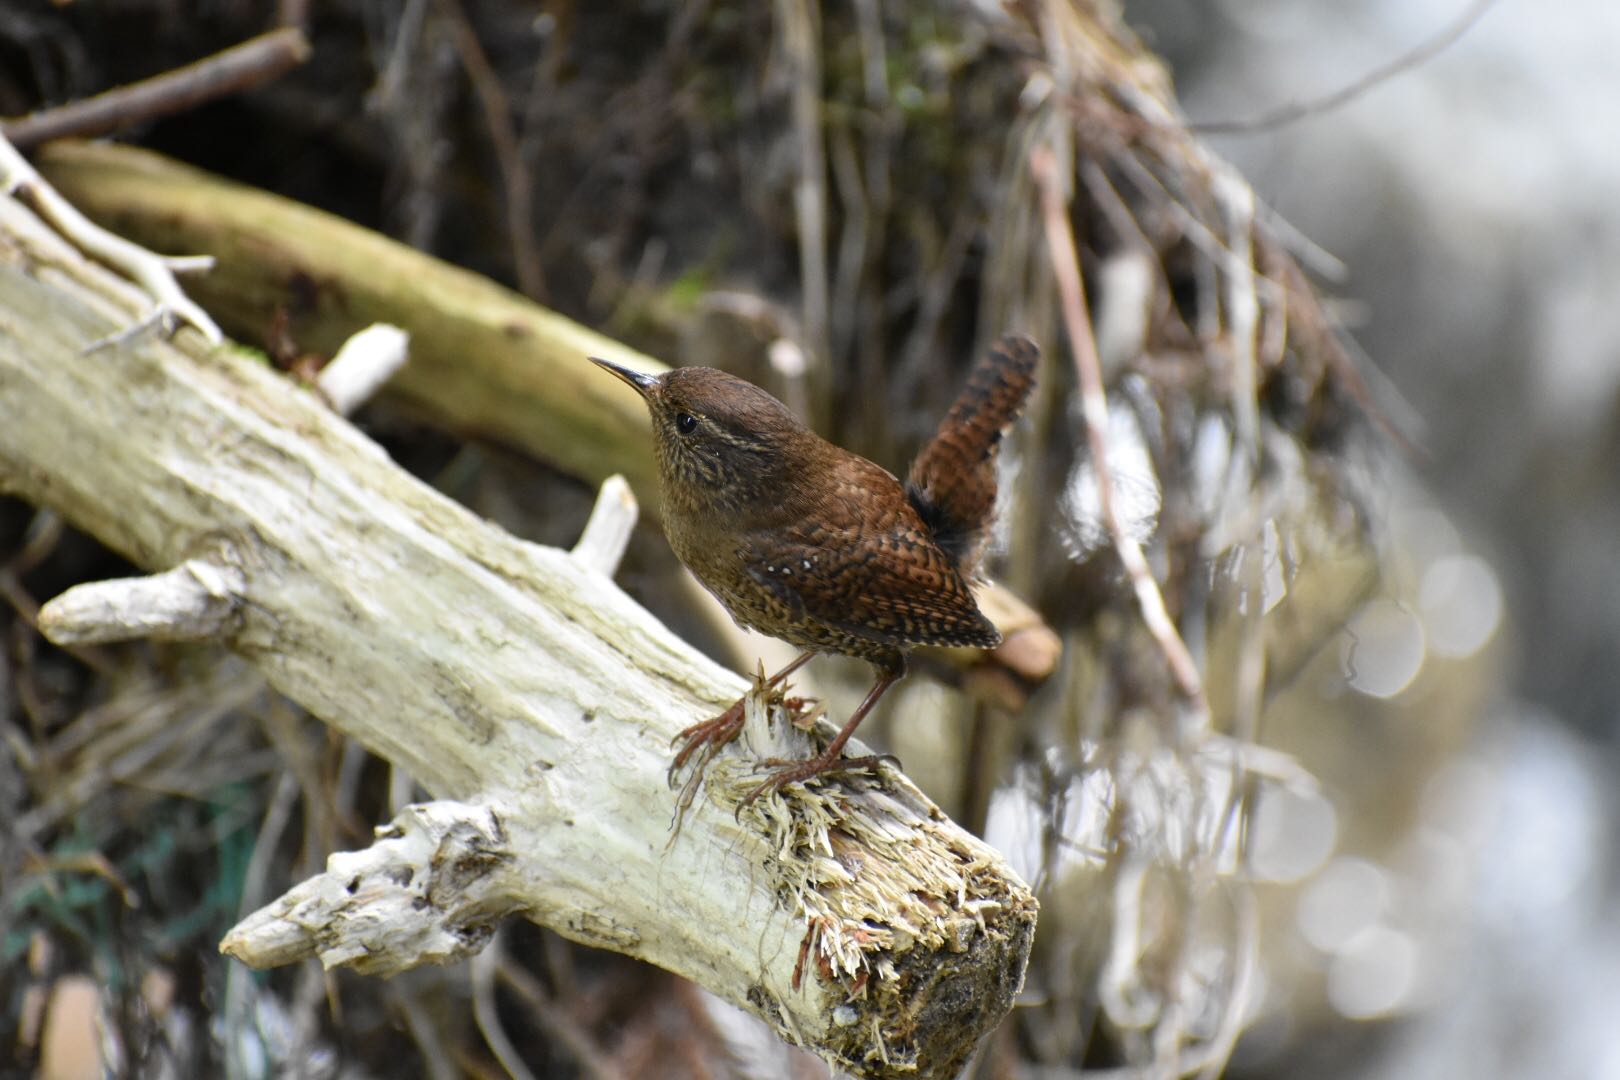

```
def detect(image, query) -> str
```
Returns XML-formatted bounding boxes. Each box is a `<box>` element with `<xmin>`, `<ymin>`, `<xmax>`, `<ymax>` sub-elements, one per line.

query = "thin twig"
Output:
<box><xmin>1214</xmin><ymin>166</ymin><xmax>1260</xmax><ymax>461</ymax></box>
<box><xmin>436</xmin><ymin>0</ymin><xmax>548</xmax><ymax>303</ymax></box>
<box><xmin>390</xmin><ymin>982</ymin><xmax>460</xmax><ymax>1080</ymax></box>
<box><xmin>472</xmin><ymin>932</ymin><xmax>540</xmax><ymax>1080</ymax></box>
<box><xmin>1031</xmin><ymin>145</ymin><xmax>1207</xmax><ymax>715</ymax></box>
<box><xmin>826</xmin><ymin>116</ymin><xmax>868</xmax><ymax>365</ymax></box>
<box><xmin>1</xmin><ymin>28</ymin><xmax>312</xmax><ymax>150</ymax></box>
<box><xmin>1145</xmin><ymin>879</ymin><xmax>1257</xmax><ymax>1079</ymax></box>
<box><xmin>238</xmin><ymin>770</ymin><xmax>302</xmax><ymax>921</ymax></box>
<box><xmin>1190</xmin><ymin>0</ymin><xmax>1501</xmax><ymax>135</ymax></box>
<box><xmin>497</xmin><ymin>957</ymin><xmax>627</xmax><ymax>1080</ymax></box>
<box><xmin>1104</xmin><ymin>147</ymin><xmax>1286</xmax><ymax>310</ymax></box>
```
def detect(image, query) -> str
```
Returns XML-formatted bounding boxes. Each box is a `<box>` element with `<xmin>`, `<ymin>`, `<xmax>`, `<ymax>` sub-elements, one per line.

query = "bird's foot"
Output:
<box><xmin>668</xmin><ymin>697</ymin><xmax>747</xmax><ymax>784</ymax></box>
<box><xmin>667</xmin><ymin>695</ymin><xmax>757</xmax><ymax>837</ymax></box>
<box><xmin>738</xmin><ymin>751</ymin><xmax>900</xmax><ymax>811</ymax></box>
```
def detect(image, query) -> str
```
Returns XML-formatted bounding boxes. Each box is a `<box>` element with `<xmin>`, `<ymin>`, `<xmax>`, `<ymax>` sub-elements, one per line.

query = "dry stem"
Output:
<box><xmin>1031</xmin><ymin>145</ymin><xmax>1208</xmax><ymax>721</ymax></box>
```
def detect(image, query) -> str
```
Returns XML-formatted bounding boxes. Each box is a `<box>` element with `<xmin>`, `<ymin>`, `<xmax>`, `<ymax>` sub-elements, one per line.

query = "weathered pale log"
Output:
<box><xmin>0</xmin><ymin>176</ymin><xmax>1035</xmax><ymax>1078</ymax></box>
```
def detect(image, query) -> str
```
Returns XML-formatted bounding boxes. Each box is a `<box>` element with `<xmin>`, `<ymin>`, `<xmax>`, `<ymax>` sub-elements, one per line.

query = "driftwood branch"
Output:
<box><xmin>221</xmin><ymin>800</ymin><xmax>516</xmax><ymax>974</ymax></box>
<box><xmin>0</xmin><ymin>163</ymin><xmax>1035</xmax><ymax>1079</ymax></box>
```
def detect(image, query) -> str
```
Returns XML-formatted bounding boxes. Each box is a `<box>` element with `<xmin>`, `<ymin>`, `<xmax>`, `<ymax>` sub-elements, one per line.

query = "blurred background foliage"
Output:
<box><xmin>1</xmin><ymin>0</ymin><xmax>1612</xmax><ymax>1078</ymax></box>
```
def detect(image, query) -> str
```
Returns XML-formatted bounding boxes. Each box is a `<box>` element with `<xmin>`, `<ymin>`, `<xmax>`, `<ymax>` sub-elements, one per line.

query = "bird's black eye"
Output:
<box><xmin>675</xmin><ymin>412</ymin><xmax>698</xmax><ymax>435</ymax></box>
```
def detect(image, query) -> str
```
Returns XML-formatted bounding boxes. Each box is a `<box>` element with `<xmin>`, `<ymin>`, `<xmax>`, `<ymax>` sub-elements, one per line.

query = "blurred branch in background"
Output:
<box><xmin>1188</xmin><ymin>0</ymin><xmax>1501</xmax><ymax>135</ymax></box>
<box><xmin>0</xmin><ymin>27</ymin><xmax>311</xmax><ymax>150</ymax></box>
<box><xmin>433</xmin><ymin>0</ymin><xmax>546</xmax><ymax>303</ymax></box>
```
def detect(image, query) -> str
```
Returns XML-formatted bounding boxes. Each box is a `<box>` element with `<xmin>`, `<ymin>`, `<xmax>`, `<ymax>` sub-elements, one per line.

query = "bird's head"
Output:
<box><xmin>590</xmin><ymin>358</ymin><xmax>812</xmax><ymax>509</ymax></box>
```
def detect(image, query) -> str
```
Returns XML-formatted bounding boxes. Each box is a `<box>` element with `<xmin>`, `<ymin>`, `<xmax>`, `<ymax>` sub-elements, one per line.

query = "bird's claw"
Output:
<box><xmin>667</xmin><ymin>697</ymin><xmax>753</xmax><ymax>839</ymax></box>
<box><xmin>667</xmin><ymin>700</ymin><xmax>747</xmax><ymax>781</ymax></box>
<box><xmin>736</xmin><ymin>753</ymin><xmax>895</xmax><ymax>813</ymax></box>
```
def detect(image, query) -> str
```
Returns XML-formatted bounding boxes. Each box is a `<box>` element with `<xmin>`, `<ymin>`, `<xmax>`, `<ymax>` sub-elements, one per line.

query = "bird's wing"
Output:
<box><xmin>742</xmin><ymin>517</ymin><xmax>1000</xmax><ymax>650</ymax></box>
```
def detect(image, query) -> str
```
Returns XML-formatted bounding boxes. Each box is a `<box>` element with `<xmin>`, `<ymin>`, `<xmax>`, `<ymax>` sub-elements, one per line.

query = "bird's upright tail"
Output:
<box><xmin>905</xmin><ymin>334</ymin><xmax>1039</xmax><ymax>577</ymax></box>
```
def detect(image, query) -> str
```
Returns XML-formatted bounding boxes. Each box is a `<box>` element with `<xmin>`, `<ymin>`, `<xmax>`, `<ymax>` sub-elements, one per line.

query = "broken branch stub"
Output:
<box><xmin>0</xmin><ymin>182</ymin><xmax>1036</xmax><ymax>1079</ymax></box>
<box><xmin>316</xmin><ymin>322</ymin><xmax>410</xmax><ymax>415</ymax></box>
<box><xmin>38</xmin><ymin>554</ymin><xmax>245</xmax><ymax>645</ymax></box>
<box><xmin>221</xmin><ymin>801</ymin><xmax>518</xmax><ymax>975</ymax></box>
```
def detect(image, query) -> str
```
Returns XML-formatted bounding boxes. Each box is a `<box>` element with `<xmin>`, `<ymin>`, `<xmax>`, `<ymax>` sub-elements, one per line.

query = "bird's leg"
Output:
<box><xmin>668</xmin><ymin>650</ymin><xmax>816</xmax><ymax>781</ymax></box>
<box><xmin>741</xmin><ymin>657</ymin><xmax>906</xmax><ymax>807</ymax></box>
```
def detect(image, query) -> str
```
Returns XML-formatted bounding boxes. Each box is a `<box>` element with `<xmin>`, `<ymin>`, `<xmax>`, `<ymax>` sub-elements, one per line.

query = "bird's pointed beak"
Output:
<box><xmin>590</xmin><ymin>356</ymin><xmax>659</xmax><ymax>398</ymax></box>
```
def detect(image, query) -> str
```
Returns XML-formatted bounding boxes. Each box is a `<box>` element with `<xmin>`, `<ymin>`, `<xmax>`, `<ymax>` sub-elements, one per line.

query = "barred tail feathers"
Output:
<box><xmin>905</xmin><ymin>334</ymin><xmax>1039</xmax><ymax>576</ymax></box>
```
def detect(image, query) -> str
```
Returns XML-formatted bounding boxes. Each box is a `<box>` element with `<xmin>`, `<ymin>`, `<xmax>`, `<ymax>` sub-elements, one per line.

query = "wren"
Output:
<box><xmin>591</xmin><ymin>334</ymin><xmax>1038</xmax><ymax>803</ymax></box>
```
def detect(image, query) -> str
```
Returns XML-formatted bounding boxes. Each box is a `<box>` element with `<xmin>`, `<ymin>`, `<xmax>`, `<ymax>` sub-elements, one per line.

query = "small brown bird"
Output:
<box><xmin>592</xmin><ymin>335</ymin><xmax>1038</xmax><ymax>801</ymax></box>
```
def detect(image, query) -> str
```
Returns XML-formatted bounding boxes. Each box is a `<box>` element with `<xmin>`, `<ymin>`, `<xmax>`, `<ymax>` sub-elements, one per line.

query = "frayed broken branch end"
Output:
<box><xmin>671</xmin><ymin>677</ymin><xmax>1040</xmax><ymax>1075</ymax></box>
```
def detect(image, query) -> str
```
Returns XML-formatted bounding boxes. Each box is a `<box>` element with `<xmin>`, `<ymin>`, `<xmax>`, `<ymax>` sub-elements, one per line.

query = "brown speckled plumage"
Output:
<box><xmin>592</xmin><ymin>334</ymin><xmax>1037</xmax><ymax>799</ymax></box>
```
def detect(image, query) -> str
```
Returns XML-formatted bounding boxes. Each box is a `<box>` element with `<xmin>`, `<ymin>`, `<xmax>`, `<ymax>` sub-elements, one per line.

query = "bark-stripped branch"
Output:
<box><xmin>0</xmin><ymin>168</ymin><xmax>1035</xmax><ymax>1080</ymax></box>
